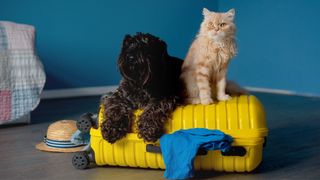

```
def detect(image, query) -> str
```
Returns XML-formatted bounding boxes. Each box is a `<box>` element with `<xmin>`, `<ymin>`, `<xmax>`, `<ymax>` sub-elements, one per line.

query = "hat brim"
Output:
<box><xmin>36</xmin><ymin>142</ymin><xmax>85</xmax><ymax>153</ymax></box>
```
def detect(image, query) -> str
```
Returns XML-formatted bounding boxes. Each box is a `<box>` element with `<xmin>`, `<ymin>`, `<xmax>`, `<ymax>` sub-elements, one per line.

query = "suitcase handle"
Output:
<box><xmin>146</xmin><ymin>144</ymin><xmax>246</xmax><ymax>157</ymax></box>
<box><xmin>221</xmin><ymin>146</ymin><xmax>246</xmax><ymax>156</ymax></box>
<box><xmin>146</xmin><ymin>144</ymin><xmax>208</xmax><ymax>156</ymax></box>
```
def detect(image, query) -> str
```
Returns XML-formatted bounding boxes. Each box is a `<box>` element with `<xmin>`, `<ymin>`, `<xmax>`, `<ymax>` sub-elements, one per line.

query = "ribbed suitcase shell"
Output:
<box><xmin>90</xmin><ymin>95</ymin><xmax>268</xmax><ymax>172</ymax></box>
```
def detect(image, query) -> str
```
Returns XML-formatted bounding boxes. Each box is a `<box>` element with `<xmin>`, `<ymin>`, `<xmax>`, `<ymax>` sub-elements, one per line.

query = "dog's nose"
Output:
<box><xmin>128</xmin><ymin>56</ymin><xmax>135</xmax><ymax>62</ymax></box>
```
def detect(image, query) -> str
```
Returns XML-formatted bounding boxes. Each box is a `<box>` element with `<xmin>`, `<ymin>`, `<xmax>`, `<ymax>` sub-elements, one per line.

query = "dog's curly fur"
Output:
<box><xmin>101</xmin><ymin>33</ymin><xmax>183</xmax><ymax>143</ymax></box>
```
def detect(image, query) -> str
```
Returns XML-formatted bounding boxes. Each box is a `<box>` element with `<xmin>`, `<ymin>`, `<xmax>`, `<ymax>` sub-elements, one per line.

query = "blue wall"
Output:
<box><xmin>1</xmin><ymin>0</ymin><xmax>320</xmax><ymax>95</ymax></box>
<box><xmin>220</xmin><ymin>0</ymin><xmax>320</xmax><ymax>95</ymax></box>
<box><xmin>0</xmin><ymin>0</ymin><xmax>218</xmax><ymax>89</ymax></box>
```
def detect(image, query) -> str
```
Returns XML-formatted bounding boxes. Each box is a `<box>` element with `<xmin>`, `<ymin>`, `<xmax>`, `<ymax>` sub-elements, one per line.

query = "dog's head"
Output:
<box><xmin>118</xmin><ymin>33</ymin><xmax>168</xmax><ymax>87</ymax></box>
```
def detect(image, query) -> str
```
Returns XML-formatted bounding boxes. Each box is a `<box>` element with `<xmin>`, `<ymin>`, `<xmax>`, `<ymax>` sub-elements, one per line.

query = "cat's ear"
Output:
<box><xmin>226</xmin><ymin>8</ymin><xmax>235</xmax><ymax>19</ymax></box>
<box><xmin>123</xmin><ymin>34</ymin><xmax>132</xmax><ymax>47</ymax></box>
<box><xmin>203</xmin><ymin>8</ymin><xmax>211</xmax><ymax>17</ymax></box>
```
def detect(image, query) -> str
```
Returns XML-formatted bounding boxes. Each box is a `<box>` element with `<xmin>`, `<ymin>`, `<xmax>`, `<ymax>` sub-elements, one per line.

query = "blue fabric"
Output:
<box><xmin>44</xmin><ymin>136</ymin><xmax>84</xmax><ymax>148</ymax></box>
<box><xmin>160</xmin><ymin>128</ymin><xmax>233</xmax><ymax>179</ymax></box>
<box><xmin>70</xmin><ymin>130</ymin><xmax>90</xmax><ymax>145</ymax></box>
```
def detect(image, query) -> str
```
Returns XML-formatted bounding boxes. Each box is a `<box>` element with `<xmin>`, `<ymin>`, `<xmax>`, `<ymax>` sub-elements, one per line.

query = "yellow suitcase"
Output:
<box><xmin>73</xmin><ymin>95</ymin><xmax>268</xmax><ymax>172</ymax></box>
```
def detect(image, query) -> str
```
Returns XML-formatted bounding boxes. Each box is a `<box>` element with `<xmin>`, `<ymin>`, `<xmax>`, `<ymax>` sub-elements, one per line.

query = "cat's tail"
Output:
<box><xmin>226</xmin><ymin>80</ymin><xmax>249</xmax><ymax>96</ymax></box>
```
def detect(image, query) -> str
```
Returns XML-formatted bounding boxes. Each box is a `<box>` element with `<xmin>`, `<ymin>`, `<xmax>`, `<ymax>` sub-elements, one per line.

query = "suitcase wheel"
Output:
<box><xmin>72</xmin><ymin>152</ymin><xmax>90</xmax><ymax>169</ymax></box>
<box><xmin>77</xmin><ymin>113</ymin><xmax>95</xmax><ymax>133</ymax></box>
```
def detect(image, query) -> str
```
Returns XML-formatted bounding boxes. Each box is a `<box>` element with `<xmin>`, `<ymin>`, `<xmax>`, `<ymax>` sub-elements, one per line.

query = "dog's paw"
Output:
<box><xmin>101</xmin><ymin>117</ymin><xmax>128</xmax><ymax>144</ymax></box>
<box><xmin>138</xmin><ymin>126</ymin><xmax>160</xmax><ymax>142</ymax></box>
<box><xmin>137</xmin><ymin>114</ymin><xmax>163</xmax><ymax>142</ymax></box>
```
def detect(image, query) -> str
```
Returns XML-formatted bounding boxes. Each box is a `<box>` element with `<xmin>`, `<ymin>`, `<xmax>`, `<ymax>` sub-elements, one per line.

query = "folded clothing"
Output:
<box><xmin>160</xmin><ymin>128</ymin><xmax>233</xmax><ymax>179</ymax></box>
<box><xmin>0</xmin><ymin>21</ymin><xmax>46</xmax><ymax>125</ymax></box>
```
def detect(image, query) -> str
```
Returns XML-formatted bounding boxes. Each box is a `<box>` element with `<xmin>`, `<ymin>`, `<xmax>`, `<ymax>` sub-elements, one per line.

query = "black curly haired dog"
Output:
<box><xmin>101</xmin><ymin>32</ymin><xmax>183</xmax><ymax>143</ymax></box>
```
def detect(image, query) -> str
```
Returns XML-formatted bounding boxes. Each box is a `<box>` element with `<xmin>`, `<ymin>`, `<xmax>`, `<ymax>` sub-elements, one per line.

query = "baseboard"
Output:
<box><xmin>41</xmin><ymin>86</ymin><xmax>118</xmax><ymax>99</ymax></box>
<box><xmin>245</xmin><ymin>87</ymin><xmax>320</xmax><ymax>98</ymax></box>
<box><xmin>40</xmin><ymin>85</ymin><xmax>319</xmax><ymax>99</ymax></box>
<box><xmin>245</xmin><ymin>87</ymin><xmax>295</xmax><ymax>95</ymax></box>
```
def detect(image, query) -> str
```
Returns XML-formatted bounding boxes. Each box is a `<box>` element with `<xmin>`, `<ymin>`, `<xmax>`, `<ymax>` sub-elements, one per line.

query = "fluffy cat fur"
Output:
<box><xmin>180</xmin><ymin>8</ymin><xmax>246</xmax><ymax>105</ymax></box>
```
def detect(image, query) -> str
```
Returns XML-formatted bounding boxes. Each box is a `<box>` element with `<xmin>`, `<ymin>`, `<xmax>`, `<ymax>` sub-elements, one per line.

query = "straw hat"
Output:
<box><xmin>36</xmin><ymin>120</ymin><xmax>86</xmax><ymax>153</ymax></box>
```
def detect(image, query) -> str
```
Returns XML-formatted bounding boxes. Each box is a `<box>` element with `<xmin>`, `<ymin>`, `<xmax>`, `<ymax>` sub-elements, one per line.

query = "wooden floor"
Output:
<box><xmin>1</xmin><ymin>92</ymin><xmax>320</xmax><ymax>179</ymax></box>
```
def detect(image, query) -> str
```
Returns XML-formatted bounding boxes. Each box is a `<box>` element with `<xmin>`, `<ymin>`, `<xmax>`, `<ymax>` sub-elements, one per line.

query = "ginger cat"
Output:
<box><xmin>180</xmin><ymin>8</ymin><xmax>243</xmax><ymax>105</ymax></box>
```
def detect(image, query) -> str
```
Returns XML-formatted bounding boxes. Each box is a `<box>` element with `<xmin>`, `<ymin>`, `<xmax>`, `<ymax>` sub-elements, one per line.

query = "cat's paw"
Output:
<box><xmin>186</xmin><ymin>98</ymin><xmax>201</xmax><ymax>104</ymax></box>
<box><xmin>217</xmin><ymin>94</ymin><xmax>232</xmax><ymax>101</ymax></box>
<box><xmin>200</xmin><ymin>98</ymin><xmax>214</xmax><ymax>105</ymax></box>
<box><xmin>191</xmin><ymin>99</ymin><xmax>201</xmax><ymax>104</ymax></box>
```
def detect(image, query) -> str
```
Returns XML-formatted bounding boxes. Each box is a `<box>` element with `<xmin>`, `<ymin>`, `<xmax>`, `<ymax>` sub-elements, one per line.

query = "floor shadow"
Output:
<box><xmin>253</xmin><ymin>122</ymin><xmax>320</xmax><ymax>173</ymax></box>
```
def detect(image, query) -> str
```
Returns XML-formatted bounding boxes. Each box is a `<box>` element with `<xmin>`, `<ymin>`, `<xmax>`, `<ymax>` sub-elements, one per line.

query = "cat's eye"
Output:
<box><xmin>208</xmin><ymin>22</ymin><xmax>213</xmax><ymax>26</ymax></box>
<box><xmin>219</xmin><ymin>23</ymin><xmax>227</xmax><ymax>27</ymax></box>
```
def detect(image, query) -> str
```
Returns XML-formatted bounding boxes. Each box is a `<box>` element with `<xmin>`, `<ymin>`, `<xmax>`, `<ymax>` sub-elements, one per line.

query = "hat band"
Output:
<box><xmin>44</xmin><ymin>136</ymin><xmax>83</xmax><ymax>148</ymax></box>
